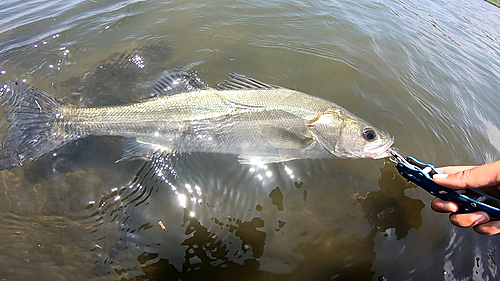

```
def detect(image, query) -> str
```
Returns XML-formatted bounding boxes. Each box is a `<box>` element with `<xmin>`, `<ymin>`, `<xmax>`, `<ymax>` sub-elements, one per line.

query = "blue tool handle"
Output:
<box><xmin>395</xmin><ymin>157</ymin><xmax>500</xmax><ymax>219</ymax></box>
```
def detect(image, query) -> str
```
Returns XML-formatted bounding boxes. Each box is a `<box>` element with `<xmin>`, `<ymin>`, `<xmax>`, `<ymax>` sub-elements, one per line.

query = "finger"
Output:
<box><xmin>433</xmin><ymin>160</ymin><xmax>500</xmax><ymax>189</ymax></box>
<box><xmin>431</xmin><ymin>198</ymin><xmax>459</xmax><ymax>213</ymax></box>
<box><xmin>473</xmin><ymin>221</ymin><xmax>500</xmax><ymax>235</ymax></box>
<box><xmin>449</xmin><ymin>212</ymin><xmax>490</xmax><ymax>228</ymax></box>
<box><xmin>436</xmin><ymin>166</ymin><xmax>477</xmax><ymax>174</ymax></box>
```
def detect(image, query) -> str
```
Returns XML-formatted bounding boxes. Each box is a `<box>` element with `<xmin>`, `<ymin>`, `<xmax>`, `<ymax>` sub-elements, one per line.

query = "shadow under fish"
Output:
<box><xmin>61</xmin><ymin>44</ymin><xmax>174</xmax><ymax>107</ymax></box>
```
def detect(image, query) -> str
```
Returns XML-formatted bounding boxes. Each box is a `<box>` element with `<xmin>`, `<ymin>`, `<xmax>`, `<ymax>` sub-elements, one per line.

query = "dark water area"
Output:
<box><xmin>0</xmin><ymin>0</ymin><xmax>499</xmax><ymax>280</ymax></box>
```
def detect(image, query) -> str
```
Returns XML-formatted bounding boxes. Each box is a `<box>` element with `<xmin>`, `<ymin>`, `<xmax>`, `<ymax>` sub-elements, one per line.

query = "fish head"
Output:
<box><xmin>308</xmin><ymin>111</ymin><xmax>393</xmax><ymax>159</ymax></box>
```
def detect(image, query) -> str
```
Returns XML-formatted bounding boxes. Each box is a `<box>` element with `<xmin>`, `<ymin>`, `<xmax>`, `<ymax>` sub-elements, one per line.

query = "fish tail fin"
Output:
<box><xmin>0</xmin><ymin>81</ymin><xmax>72</xmax><ymax>170</ymax></box>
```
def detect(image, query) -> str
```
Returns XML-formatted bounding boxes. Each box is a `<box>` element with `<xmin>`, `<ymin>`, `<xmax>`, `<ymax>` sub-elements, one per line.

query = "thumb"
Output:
<box><xmin>433</xmin><ymin>160</ymin><xmax>500</xmax><ymax>189</ymax></box>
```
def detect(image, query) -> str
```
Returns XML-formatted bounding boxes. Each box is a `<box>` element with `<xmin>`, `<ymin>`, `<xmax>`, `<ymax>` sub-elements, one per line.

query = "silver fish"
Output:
<box><xmin>0</xmin><ymin>72</ymin><xmax>393</xmax><ymax>170</ymax></box>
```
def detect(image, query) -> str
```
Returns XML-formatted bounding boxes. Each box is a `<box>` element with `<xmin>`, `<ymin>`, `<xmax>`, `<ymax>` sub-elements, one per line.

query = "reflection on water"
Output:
<box><xmin>1</xmin><ymin>0</ymin><xmax>500</xmax><ymax>280</ymax></box>
<box><xmin>355</xmin><ymin>161</ymin><xmax>424</xmax><ymax>239</ymax></box>
<box><xmin>79</xmin><ymin>153</ymin><xmax>429</xmax><ymax>279</ymax></box>
<box><xmin>88</xmin><ymin>151</ymin><xmax>387</xmax><ymax>280</ymax></box>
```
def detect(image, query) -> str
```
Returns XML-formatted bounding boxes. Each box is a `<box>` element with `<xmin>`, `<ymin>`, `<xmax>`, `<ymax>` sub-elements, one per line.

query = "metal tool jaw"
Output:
<box><xmin>388</xmin><ymin>148</ymin><xmax>500</xmax><ymax>218</ymax></box>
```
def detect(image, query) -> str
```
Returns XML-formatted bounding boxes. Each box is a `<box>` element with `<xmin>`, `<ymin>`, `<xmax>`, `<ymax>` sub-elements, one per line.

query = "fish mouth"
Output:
<box><xmin>365</xmin><ymin>136</ymin><xmax>394</xmax><ymax>159</ymax></box>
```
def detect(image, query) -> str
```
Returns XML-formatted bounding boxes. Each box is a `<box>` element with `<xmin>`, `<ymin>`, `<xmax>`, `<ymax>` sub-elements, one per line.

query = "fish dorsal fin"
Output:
<box><xmin>217</xmin><ymin>73</ymin><xmax>279</xmax><ymax>90</ymax></box>
<box><xmin>150</xmin><ymin>70</ymin><xmax>207</xmax><ymax>97</ymax></box>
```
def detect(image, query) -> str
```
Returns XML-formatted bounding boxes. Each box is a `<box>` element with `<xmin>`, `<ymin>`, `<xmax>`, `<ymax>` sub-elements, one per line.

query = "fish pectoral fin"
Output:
<box><xmin>259</xmin><ymin>123</ymin><xmax>314</xmax><ymax>150</ymax></box>
<box><xmin>238</xmin><ymin>155</ymin><xmax>296</xmax><ymax>165</ymax></box>
<box><xmin>217</xmin><ymin>73</ymin><xmax>280</xmax><ymax>90</ymax></box>
<box><xmin>149</xmin><ymin>70</ymin><xmax>206</xmax><ymax>98</ymax></box>
<box><xmin>118</xmin><ymin>137</ymin><xmax>171</xmax><ymax>162</ymax></box>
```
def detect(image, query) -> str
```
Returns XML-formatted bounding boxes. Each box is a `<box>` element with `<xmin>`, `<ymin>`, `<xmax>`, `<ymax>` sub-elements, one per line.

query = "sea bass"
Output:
<box><xmin>0</xmin><ymin>72</ymin><xmax>393</xmax><ymax>170</ymax></box>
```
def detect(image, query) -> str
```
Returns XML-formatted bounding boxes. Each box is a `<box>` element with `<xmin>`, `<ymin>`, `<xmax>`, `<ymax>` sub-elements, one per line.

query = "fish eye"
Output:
<box><xmin>363</xmin><ymin>127</ymin><xmax>377</xmax><ymax>141</ymax></box>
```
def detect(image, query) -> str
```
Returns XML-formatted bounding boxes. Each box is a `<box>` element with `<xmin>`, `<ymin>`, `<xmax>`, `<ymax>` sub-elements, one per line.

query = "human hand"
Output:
<box><xmin>430</xmin><ymin>160</ymin><xmax>500</xmax><ymax>235</ymax></box>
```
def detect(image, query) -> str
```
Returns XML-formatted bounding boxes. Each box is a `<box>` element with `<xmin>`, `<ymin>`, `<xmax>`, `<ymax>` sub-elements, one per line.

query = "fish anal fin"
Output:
<box><xmin>238</xmin><ymin>155</ymin><xmax>296</xmax><ymax>165</ymax></box>
<box><xmin>118</xmin><ymin>137</ymin><xmax>171</xmax><ymax>162</ymax></box>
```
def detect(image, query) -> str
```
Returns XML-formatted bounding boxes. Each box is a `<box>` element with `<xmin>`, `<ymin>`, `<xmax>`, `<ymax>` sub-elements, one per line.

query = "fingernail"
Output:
<box><xmin>444</xmin><ymin>204</ymin><xmax>458</xmax><ymax>212</ymax></box>
<box><xmin>433</xmin><ymin>174</ymin><xmax>448</xmax><ymax>179</ymax></box>
<box><xmin>472</xmin><ymin>213</ymin><xmax>489</xmax><ymax>224</ymax></box>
